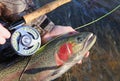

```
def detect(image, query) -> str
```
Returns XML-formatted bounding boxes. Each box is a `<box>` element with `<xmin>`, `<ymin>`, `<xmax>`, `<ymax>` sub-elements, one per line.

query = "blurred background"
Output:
<box><xmin>35</xmin><ymin>0</ymin><xmax>120</xmax><ymax>81</ymax></box>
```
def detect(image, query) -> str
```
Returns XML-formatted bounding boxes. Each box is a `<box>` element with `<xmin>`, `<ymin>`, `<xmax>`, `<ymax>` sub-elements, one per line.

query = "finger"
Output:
<box><xmin>77</xmin><ymin>60</ymin><xmax>82</xmax><ymax>64</ymax></box>
<box><xmin>84</xmin><ymin>51</ymin><xmax>90</xmax><ymax>58</ymax></box>
<box><xmin>49</xmin><ymin>26</ymin><xmax>76</xmax><ymax>37</ymax></box>
<box><xmin>0</xmin><ymin>24</ymin><xmax>11</xmax><ymax>39</ymax></box>
<box><xmin>77</xmin><ymin>51</ymin><xmax>90</xmax><ymax>64</ymax></box>
<box><xmin>0</xmin><ymin>35</ymin><xmax>6</xmax><ymax>44</ymax></box>
<box><xmin>41</xmin><ymin>33</ymin><xmax>52</xmax><ymax>44</ymax></box>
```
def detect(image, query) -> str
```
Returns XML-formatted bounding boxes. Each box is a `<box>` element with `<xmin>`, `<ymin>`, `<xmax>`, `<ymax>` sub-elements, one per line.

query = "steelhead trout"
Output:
<box><xmin>0</xmin><ymin>32</ymin><xmax>96</xmax><ymax>81</ymax></box>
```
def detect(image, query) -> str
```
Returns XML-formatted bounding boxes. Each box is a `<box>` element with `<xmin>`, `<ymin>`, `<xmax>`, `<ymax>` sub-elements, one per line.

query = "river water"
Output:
<box><xmin>35</xmin><ymin>0</ymin><xmax>120</xmax><ymax>81</ymax></box>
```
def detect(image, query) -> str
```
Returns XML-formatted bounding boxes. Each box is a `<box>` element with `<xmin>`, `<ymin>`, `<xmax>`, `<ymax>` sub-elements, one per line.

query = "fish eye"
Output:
<box><xmin>76</xmin><ymin>36</ymin><xmax>83</xmax><ymax>42</ymax></box>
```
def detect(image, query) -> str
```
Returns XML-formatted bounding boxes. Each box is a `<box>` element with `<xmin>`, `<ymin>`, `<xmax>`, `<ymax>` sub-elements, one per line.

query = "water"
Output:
<box><xmin>36</xmin><ymin>0</ymin><xmax>120</xmax><ymax>81</ymax></box>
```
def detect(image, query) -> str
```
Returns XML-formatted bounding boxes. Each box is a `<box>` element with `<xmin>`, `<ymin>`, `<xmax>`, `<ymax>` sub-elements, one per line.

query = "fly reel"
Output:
<box><xmin>11</xmin><ymin>26</ymin><xmax>41</xmax><ymax>56</ymax></box>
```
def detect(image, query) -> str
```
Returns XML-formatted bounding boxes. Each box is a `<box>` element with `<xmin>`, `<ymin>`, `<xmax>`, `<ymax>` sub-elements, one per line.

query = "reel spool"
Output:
<box><xmin>11</xmin><ymin>26</ymin><xmax>41</xmax><ymax>56</ymax></box>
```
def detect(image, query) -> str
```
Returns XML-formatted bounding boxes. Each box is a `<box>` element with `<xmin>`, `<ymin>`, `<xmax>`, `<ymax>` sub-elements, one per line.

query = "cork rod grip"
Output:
<box><xmin>23</xmin><ymin>0</ymin><xmax>71</xmax><ymax>24</ymax></box>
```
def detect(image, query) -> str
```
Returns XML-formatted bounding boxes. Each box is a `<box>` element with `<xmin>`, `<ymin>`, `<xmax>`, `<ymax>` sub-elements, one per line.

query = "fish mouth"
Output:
<box><xmin>84</xmin><ymin>33</ymin><xmax>96</xmax><ymax>49</ymax></box>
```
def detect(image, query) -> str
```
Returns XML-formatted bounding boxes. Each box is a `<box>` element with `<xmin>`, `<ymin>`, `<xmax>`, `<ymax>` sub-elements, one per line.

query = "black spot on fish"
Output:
<box><xmin>24</xmin><ymin>66</ymin><xmax>58</xmax><ymax>74</ymax></box>
<box><xmin>51</xmin><ymin>69</ymin><xmax>60</xmax><ymax>76</ymax></box>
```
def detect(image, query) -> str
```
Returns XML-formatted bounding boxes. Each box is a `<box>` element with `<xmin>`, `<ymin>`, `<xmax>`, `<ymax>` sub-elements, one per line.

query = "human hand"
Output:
<box><xmin>42</xmin><ymin>25</ymin><xmax>89</xmax><ymax>65</ymax></box>
<box><xmin>42</xmin><ymin>25</ymin><xmax>77</xmax><ymax>43</ymax></box>
<box><xmin>0</xmin><ymin>23</ymin><xmax>11</xmax><ymax>44</ymax></box>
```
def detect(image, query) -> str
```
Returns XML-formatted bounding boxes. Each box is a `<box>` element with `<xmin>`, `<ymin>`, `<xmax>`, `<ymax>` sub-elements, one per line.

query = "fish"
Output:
<box><xmin>0</xmin><ymin>32</ymin><xmax>96</xmax><ymax>81</ymax></box>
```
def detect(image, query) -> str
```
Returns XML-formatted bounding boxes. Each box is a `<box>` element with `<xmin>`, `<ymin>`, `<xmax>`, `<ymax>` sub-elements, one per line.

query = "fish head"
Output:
<box><xmin>56</xmin><ymin>32</ymin><xmax>96</xmax><ymax>65</ymax></box>
<box><xmin>69</xmin><ymin>32</ymin><xmax>96</xmax><ymax>54</ymax></box>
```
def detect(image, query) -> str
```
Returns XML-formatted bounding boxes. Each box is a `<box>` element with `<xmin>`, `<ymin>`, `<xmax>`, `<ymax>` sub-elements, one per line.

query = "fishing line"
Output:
<box><xmin>40</xmin><ymin>4</ymin><xmax>120</xmax><ymax>49</ymax></box>
<box><xmin>75</xmin><ymin>4</ymin><xmax>120</xmax><ymax>30</ymax></box>
<box><xmin>37</xmin><ymin>4</ymin><xmax>120</xmax><ymax>49</ymax></box>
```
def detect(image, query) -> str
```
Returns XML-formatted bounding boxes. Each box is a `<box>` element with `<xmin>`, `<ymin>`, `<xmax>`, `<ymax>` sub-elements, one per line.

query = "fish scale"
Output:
<box><xmin>22</xmin><ymin>37</ymin><xmax>67</xmax><ymax>70</ymax></box>
<box><xmin>0</xmin><ymin>57</ymin><xmax>30</xmax><ymax>81</ymax></box>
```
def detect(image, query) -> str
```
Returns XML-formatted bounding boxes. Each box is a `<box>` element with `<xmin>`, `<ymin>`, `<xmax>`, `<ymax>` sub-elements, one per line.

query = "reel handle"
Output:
<box><xmin>23</xmin><ymin>0</ymin><xmax>71</xmax><ymax>24</ymax></box>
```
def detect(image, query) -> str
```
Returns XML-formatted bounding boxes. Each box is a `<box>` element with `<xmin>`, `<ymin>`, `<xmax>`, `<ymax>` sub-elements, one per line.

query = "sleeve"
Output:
<box><xmin>0</xmin><ymin>0</ymin><xmax>27</xmax><ymax>15</ymax></box>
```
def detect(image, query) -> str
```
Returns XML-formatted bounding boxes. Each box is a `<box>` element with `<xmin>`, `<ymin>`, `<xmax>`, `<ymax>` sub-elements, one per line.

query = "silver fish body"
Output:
<box><xmin>0</xmin><ymin>32</ymin><xmax>96</xmax><ymax>81</ymax></box>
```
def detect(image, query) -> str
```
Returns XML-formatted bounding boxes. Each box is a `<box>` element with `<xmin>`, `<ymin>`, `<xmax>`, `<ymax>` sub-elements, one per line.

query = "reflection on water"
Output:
<box><xmin>40</xmin><ymin>0</ymin><xmax>120</xmax><ymax>81</ymax></box>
